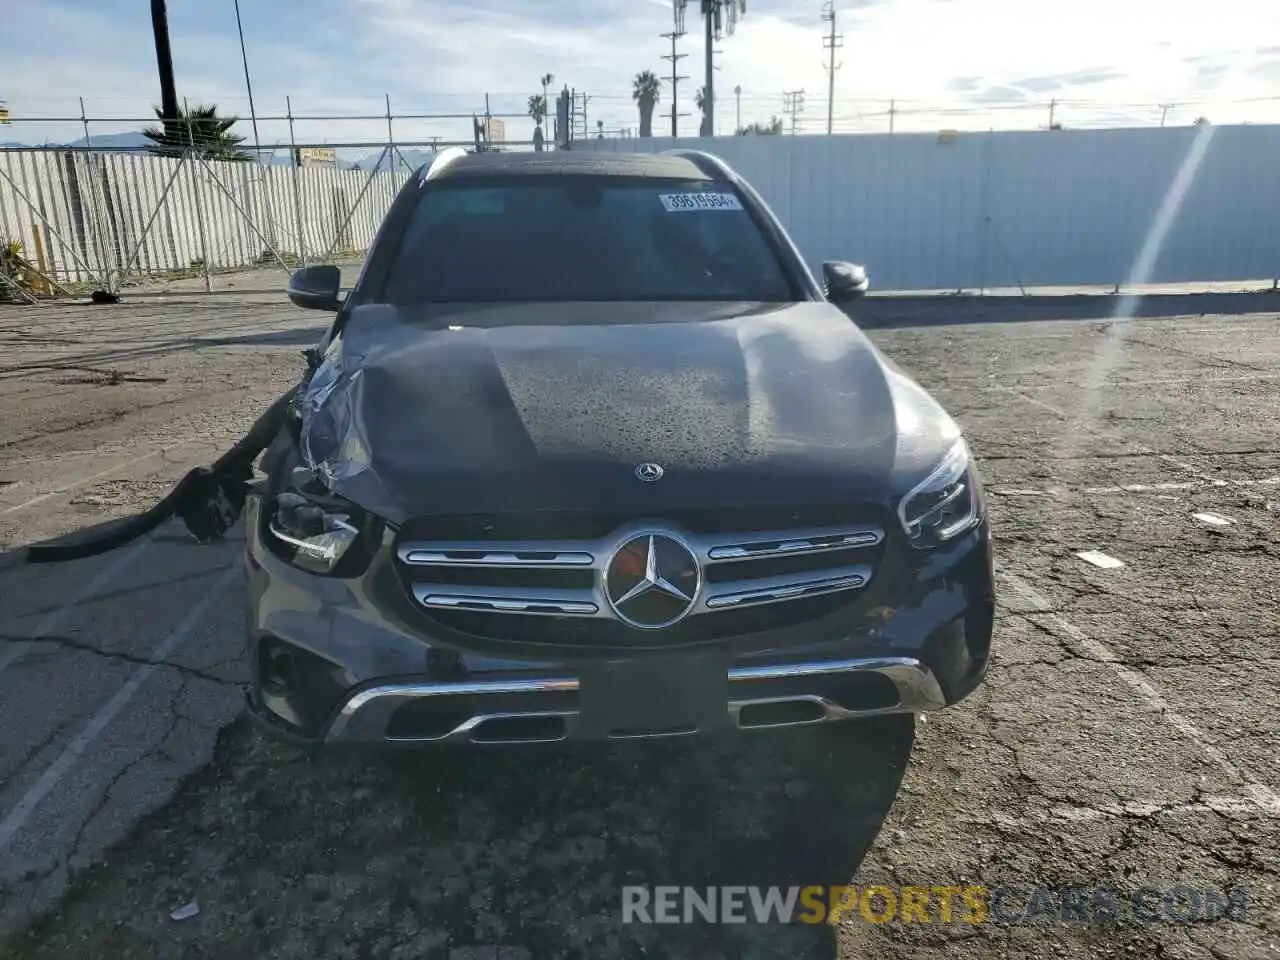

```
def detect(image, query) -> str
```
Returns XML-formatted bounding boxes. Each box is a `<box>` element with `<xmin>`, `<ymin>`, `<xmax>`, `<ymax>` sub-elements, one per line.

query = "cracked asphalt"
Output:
<box><xmin>0</xmin><ymin>289</ymin><xmax>1278</xmax><ymax>959</ymax></box>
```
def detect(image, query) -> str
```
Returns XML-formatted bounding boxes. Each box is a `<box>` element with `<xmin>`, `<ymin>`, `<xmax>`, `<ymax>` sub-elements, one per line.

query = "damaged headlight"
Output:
<box><xmin>267</xmin><ymin>491</ymin><xmax>377</xmax><ymax>575</ymax></box>
<box><xmin>897</xmin><ymin>439</ymin><xmax>982</xmax><ymax>548</ymax></box>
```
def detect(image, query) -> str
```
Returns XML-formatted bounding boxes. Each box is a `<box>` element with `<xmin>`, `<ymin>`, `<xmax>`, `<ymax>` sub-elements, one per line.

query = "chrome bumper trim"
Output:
<box><xmin>323</xmin><ymin>655</ymin><xmax>946</xmax><ymax>744</ymax></box>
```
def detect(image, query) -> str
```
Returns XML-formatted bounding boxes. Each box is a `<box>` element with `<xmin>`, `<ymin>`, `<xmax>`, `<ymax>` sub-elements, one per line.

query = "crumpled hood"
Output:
<box><xmin>299</xmin><ymin>301</ymin><xmax>960</xmax><ymax>524</ymax></box>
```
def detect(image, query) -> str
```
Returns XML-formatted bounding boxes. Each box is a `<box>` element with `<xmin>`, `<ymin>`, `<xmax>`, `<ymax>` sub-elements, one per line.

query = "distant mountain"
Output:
<box><xmin>354</xmin><ymin>147</ymin><xmax>435</xmax><ymax>172</ymax></box>
<box><xmin>2</xmin><ymin>132</ymin><xmax>419</xmax><ymax>171</ymax></box>
<box><xmin>66</xmin><ymin>131</ymin><xmax>151</xmax><ymax>150</ymax></box>
<box><xmin>0</xmin><ymin>131</ymin><xmax>150</xmax><ymax>151</ymax></box>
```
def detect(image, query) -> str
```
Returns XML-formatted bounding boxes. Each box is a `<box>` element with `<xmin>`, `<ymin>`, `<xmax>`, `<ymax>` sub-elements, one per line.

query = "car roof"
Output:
<box><xmin>424</xmin><ymin>150</ymin><xmax>720</xmax><ymax>183</ymax></box>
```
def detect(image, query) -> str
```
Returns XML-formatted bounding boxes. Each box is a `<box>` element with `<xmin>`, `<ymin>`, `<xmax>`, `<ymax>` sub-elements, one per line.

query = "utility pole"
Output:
<box><xmin>1048</xmin><ymin>98</ymin><xmax>1057</xmax><ymax>129</ymax></box>
<box><xmin>703</xmin><ymin>5</ymin><xmax>715</xmax><ymax>137</ymax></box>
<box><xmin>661</xmin><ymin>14</ymin><xmax>690</xmax><ymax>138</ymax></box>
<box><xmin>734</xmin><ymin>85</ymin><xmax>742</xmax><ymax>133</ymax></box>
<box><xmin>821</xmin><ymin>1</ymin><xmax>843</xmax><ymax>135</ymax></box>
<box><xmin>783</xmin><ymin>89</ymin><xmax>806</xmax><ymax>135</ymax></box>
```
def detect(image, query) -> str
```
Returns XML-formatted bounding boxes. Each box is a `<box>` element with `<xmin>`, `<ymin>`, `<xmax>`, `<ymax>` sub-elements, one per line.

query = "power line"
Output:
<box><xmin>782</xmin><ymin>89</ymin><xmax>806</xmax><ymax>135</ymax></box>
<box><xmin>821</xmin><ymin>1</ymin><xmax>843</xmax><ymax>136</ymax></box>
<box><xmin>660</xmin><ymin>12</ymin><xmax>690</xmax><ymax>138</ymax></box>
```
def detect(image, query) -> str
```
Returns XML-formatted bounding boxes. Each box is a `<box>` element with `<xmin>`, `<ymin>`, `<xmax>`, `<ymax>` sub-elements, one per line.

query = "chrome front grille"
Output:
<box><xmin>395</xmin><ymin>519</ymin><xmax>885</xmax><ymax>640</ymax></box>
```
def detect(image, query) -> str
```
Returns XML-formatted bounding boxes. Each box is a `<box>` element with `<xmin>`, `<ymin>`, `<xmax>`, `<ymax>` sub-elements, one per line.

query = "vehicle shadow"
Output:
<box><xmin>845</xmin><ymin>290</ymin><xmax>1280</xmax><ymax>329</ymax></box>
<box><xmin>373</xmin><ymin>717</ymin><xmax>915</xmax><ymax>957</ymax></box>
<box><xmin>186</xmin><ymin>326</ymin><xmax>329</xmax><ymax>348</ymax></box>
<box><xmin>7</xmin><ymin>716</ymin><xmax>914</xmax><ymax>959</ymax></box>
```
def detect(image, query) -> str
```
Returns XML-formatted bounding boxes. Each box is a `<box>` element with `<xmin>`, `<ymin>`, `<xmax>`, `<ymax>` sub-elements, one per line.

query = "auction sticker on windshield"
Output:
<box><xmin>659</xmin><ymin>192</ymin><xmax>744</xmax><ymax>212</ymax></box>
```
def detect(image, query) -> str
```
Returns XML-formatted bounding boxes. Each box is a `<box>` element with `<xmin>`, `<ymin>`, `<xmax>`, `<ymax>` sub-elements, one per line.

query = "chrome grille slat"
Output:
<box><xmin>398</xmin><ymin>521</ymin><xmax>884</xmax><ymax>626</ymax></box>
<box><xmin>411</xmin><ymin>584</ymin><xmax>599</xmax><ymax>617</ymax></box>
<box><xmin>399</xmin><ymin>543</ymin><xmax>595</xmax><ymax>568</ymax></box>
<box><xmin>704</xmin><ymin>526</ymin><xmax>883</xmax><ymax>562</ymax></box>
<box><xmin>702</xmin><ymin>566</ymin><xmax>872</xmax><ymax>610</ymax></box>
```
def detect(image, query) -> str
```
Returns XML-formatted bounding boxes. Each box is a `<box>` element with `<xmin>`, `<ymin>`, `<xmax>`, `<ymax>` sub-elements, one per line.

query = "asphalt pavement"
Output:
<box><xmin>0</xmin><ymin>290</ymin><xmax>1277</xmax><ymax>959</ymax></box>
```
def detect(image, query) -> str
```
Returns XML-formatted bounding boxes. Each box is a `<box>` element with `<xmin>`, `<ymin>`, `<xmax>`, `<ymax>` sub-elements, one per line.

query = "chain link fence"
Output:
<box><xmin>5</xmin><ymin>110</ymin><xmax>1278</xmax><ymax>299</ymax></box>
<box><xmin>0</xmin><ymin>94</ymin><xmax>549</xmax><ymax>300</ymax></box>
<box><xmin>0</xmin><ymin>143</ymin><xmax>430</xmax><ymax>298</ymax></box>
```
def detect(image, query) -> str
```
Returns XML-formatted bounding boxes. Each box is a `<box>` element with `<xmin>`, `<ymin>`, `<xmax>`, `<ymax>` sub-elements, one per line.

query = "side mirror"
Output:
<box><xmin>822</xmin><ymin>261</ymin><xmax>870</xmax><ymax>303</ymax></box>
<box><xmin>287</xmin><ymin>264</ymin><xmax>343</xmax><ymax>311</ymax></box>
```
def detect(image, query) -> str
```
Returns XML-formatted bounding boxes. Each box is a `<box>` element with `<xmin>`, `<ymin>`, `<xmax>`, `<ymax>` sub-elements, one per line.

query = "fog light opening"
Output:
<box><xmin>262</xmin><ymin>650</ymin><xmax>297</xmax><ymax>698</ymax></box>
<box><xmin>737</xmin><ymin>698</ymin><xmax>828</xmax><ymax>729</ymax></box>
<box><xmin>469</xmin><ymin>715</ymin><xmax>567</xmax><ymax>744</ymax></box>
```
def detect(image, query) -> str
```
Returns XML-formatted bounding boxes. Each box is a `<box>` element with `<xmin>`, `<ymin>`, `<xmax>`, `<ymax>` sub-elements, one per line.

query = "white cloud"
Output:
<box><xmin>3</xmin><ymin>0</ymin><xmax>1280</xmax><ymax>147</ymax></box>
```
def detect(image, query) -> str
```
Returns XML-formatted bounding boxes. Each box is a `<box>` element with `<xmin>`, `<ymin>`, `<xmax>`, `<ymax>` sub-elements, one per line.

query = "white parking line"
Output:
<box><xmin>1013</xmin><ymin>393</ymin><xmax>1072</xmax><ymax>419</ymax></box>
<box><xmin>1046</xmin><ymin>797</ymin><xmax>1272</xmax><ymax>822</ymax></box>
<box><xmin>1084</xmin><ymin>481</ymin><xmax>1200</xmax><ymax>494</ymax></box>
<box><xmin>0</xmin><ymin>452</ymin><xmax>162</xmax><ymax>517</ymax></box>
<box><xmin>997</xmin><ymin>568</ymin><xmax>1280</xmax><ymax>818</ymax></box>
<box><xmin>1007</xmin><ymin>391</ymin><xmax>1279</xmax><ymax>501</ymax></box>
<box><xmin>0</xmin><ymin>540</ymin><xmax>152</xmax><ymax>675</ymax></box>
<box><xmin>0</xmin><ymin>563</ymin><xmax>239</xmax><ymax>853</ymax></box>
<box><xmin>989</xmin><ymin>372</ymin><xmax>1280</xmax><ymax>390</ymax></box>
<box><xmin>987</xmin><ymin>796</ymin><xmax>1275</xmax><ymax>828</ymax></box>
<box><xmin>989</xmin><ymin>476</ymin><xmax>1280</xmax><ymax>498</ymax></box>
<box><xmin>1157</xmin><ymin>454</ymin><xmax>1273</xmax><ymax>505</ymax></box>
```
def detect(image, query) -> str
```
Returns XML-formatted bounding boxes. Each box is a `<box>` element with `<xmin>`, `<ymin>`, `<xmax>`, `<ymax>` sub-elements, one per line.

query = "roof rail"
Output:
<box><xmin>419</xmin><ymin>145</ymin><xmax>470</xmax><ymax>183</ymax></box>
<box><xmin>660</xmin><ymin>148</ymin><xmax>737</xmax><ymax>181</ymax></box>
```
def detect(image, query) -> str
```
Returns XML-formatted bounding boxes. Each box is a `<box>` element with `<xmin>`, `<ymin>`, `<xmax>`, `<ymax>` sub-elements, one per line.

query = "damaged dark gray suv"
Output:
<box><xmin>244</xmin><ymin>148</ymin><xmax>994</xmax><ymax>748</ymax></box>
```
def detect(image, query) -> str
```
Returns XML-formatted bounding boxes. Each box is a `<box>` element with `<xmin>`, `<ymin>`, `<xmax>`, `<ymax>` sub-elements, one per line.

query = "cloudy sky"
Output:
<box><xmin>3</xmin><ymin>0</ymin><xmax>1279</xmax><ymax>147</ymax></box>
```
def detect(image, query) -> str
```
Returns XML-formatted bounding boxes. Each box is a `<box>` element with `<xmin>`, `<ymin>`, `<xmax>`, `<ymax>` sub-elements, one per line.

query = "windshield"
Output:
<box><xmin>380</xmin><ymin>176</ymin><xmax>796</xmax><ymax>304</ymax></box>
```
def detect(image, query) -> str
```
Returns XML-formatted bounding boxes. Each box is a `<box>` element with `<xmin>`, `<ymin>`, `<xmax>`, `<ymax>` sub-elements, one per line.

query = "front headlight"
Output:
<box><xmin>267</xmin><ymin>491</ymin><xmax>374</xmax><ymax>575</ymax></box>
<box><xmin>897</xmin><ymin>439</ymin><xmax>981</xmax><ymax>548</ymax></box>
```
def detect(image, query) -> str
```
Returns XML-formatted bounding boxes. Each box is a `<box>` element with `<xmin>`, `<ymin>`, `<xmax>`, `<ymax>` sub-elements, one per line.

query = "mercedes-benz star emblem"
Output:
<box><xmin>604</xmin><ymin>533</ymin><xmax>701</xmax><ymax>630</ymax></box>
<box><xmin>634</xmin><ymin>462</ymin><xmax>664</xmax><ymax>482</ymax></box>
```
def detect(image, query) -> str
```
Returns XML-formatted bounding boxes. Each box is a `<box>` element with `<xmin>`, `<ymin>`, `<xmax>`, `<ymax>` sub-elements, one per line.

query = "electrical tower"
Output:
<box><xmin>661</xmin><ymin>5</ymin><xmax>690</xmax><ymax>138</ymax></box>
<box><xmin>821</xmin><ymin>1</ymin><xmax>843</xmax><ymax>135</ymax></box>
<box><xmin>783</xmin><ymin>89</ymin><xmax>806</xmax><ymax>135</ymax></box>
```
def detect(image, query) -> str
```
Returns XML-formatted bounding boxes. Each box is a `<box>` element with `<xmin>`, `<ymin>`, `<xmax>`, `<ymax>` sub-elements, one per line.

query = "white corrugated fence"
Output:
<box><xmin>3</xmin><ymin>124</ymin><xmax>1279</xmax><ymax>294</ymax></box>
<box><xmin>0</xmin><ymin>148</ymin><xmax>407</xmax><ymax>289</ymax></box>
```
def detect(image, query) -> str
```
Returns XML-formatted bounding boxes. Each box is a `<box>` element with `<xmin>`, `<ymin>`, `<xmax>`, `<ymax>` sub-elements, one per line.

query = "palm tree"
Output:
<box><xmin>737</xmin><ymin>116</ymin><xmax>783</xmax><ymax>135</ymax></box>
<box><xmin>528</xmin><ymin>94</ymin><xmax>547</xmax><ymax>128</ymax></box>
<box><xmin>675</xmin><ymin>1</ymin><xmax>746</xmax><ymax>136</ymax></box>
<box><xmin>541</xmin><ymin>73</ymin><xmax>555</xmax><ymax>141</ymax></box>
<box><xmin>142</xmin><ymin>103</ymin><xmax>249</xmax><ymax>160</ymax></box>
<box><xmin>633</xmin><ymin>71</ymin><xmax>661</xmax><ymax>138</ymax></box>
<box><xmin>541</xmin><ymin>74</ymin><xmax>555</xmax><ymax>113</ymax></box>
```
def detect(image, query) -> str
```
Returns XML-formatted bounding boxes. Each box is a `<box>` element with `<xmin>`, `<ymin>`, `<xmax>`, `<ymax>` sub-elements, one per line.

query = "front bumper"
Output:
<box><xmin>317</xmin><ymin>656</ymin><xmax>946</xmax><ymax>745</ymax></box>
<box><xmin>244</xmin><ymin>498</ymin><xmax>994</xmax><ymax>747</ymax></box>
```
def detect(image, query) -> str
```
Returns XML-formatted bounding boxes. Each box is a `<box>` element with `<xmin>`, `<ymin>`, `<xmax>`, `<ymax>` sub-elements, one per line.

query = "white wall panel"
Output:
<box><xmin>580</xmin><ymin>125</ymin><xmax>1280</xmax><ymax>290</ymax></box>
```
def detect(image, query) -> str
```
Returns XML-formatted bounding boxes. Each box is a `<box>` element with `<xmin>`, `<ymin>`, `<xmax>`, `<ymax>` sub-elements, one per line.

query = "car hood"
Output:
<box><xmin>297</xmin><ymin>301</ymin><xmax>961</xmax><ymax>524</ymax></box>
